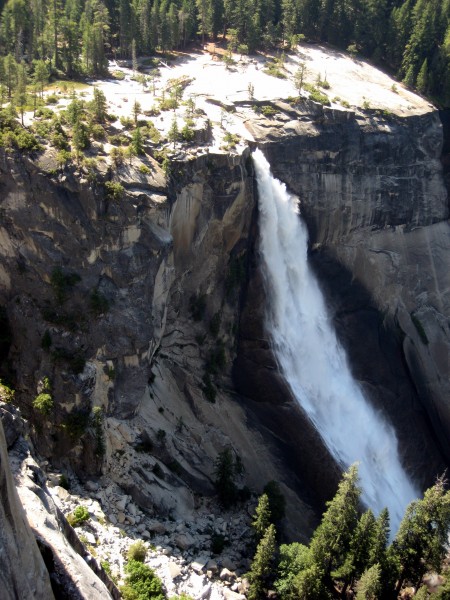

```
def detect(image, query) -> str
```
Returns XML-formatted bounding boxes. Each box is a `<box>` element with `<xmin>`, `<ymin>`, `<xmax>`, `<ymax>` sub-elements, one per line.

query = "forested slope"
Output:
<box><xmin>0</xmin><ymin>0</ymin><xmax>449</xmax><ymax>106</ymax></box>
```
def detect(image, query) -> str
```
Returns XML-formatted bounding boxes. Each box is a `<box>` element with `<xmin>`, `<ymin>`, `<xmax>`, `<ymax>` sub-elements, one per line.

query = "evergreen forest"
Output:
<box><xmin>246</xmin><ymin>466</ymin><xmax>450</xmax><ymax>599</ymax></box>
<box><xmin>0</xmin><ymin>0</ymin><xmax>449</xmax><ymax>106</ymax></box>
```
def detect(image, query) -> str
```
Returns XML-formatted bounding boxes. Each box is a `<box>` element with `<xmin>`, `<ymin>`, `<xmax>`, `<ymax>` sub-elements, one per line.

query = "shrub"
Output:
<box><xmin>0</xmin><ymin>380</ymin><xmax>14</xmax><ymax>403</ymax></box>
<box><xmin>33</xmin><ymin>392</ymin><xmax>53</xmax><ymax>414</ymax></box>
<box><xmin>304</xmin><ymin>86</ymin><xmax>330</xmax><ymax>106</ymax></box>
<box><xmin>104</xmin><ymin>181</ymin><xmax>125</xmax><ymax>201</ymax></box>
<box><xmin>70</xmin><ymin>353</ymin><xmax>86</xmax><ymax>374</ymax></box>
<box><xmin>110</xmin><ymin>146</ymin><xmax>125</xmax><ymax>166</ymax></box>
<box><xmin>181</xmin><ymin>124</ymin><xmax>195</xmax><ymax>143</ymax></box>
<box><xmin>62</xmin><ymin>408</ymin><xmax>90</xmax><ymax>438</ymax></box>
<box><xmin>59</xmin><ymin>474</ymin><xmax>70</xmax><ymax>490</ymax></box>
<box><xmin>159</xmin><ymin>97</ymin><xmax>178</xmax><ymax>111</ymax></box>
<box><xmin>33</xmin><ymin>120</ymin><xmax>52</xmax><ymax>137</ymax></box>
<box><xmin>46</xmin><ymin>94</ymin><xmax>59</xmax><ymax>105</ymax></box>
<box><xmin>56</xmin><ymin>149</ymin><xmax>72</xmax><ymax>168</ymax></box>
<box><xmin>52</xmin><ymin>132</ymin><xmax>69</xmax><ymax>150</ymax></box>
<box><xmin>211</xmin><ymin>533</ymin><xmax>228</xmax><ymax>554</ymax></box>
<box><xmin>139</xmin><ymin>164</ymin><xmax>151</xmax><ymax>174</ymax></box>
<box><xmin>223</xmin><ymin>131</ymin><xmax>240</xmax><ymax>149</ymax></box>
<box><xmin>112</xmin><ymin>70</ymin><xmax>125</xmax><ymax>80</ymax></box>
<box><xmin>261</xmin><ymin>105</ymin><xmax>277</xmax><ymax>117</ymax></box>
<box><xmin>121</xmin><ymin>560</ymin><xmax>165</xmax><ymax>600</ymax></box>
<box><xmin>91</xmin><ymin>124</ymin><xmax>106</xmax><ymax>141</ymax></box>
<box><xmin>156</xmin><ymin>428</ymin><xmax>166</xmax><ymax>442</ymax></box>
<box><xmin>109</xmin><ymin>134</ymin><xmax>129</xmax><ymax>147</ymax></box>
<box><xmin>90</xmin><ymin>288</ymin><xmax>109</xmax><ymax>315</ymax></box>
<box><xmin>50</xmin><ymin>267</ymin><xmax>81</xmax><ymax>304</ymax></box>
<box><xmin>263</xmin><ymin>62</ymin><xmax>286</xmax><ymax>79</ymax></box>
<box><xmin>120</xmin><ymin>116</ymin><xmax>134</xmax><ymax>130</ymax></box>
<box><xmin>35</xmin><ymin>107</ymin><xmax>55</xmax><ymax>119</ymax></box>
<box><xmin>92</xmin><ymin>406</ymin><xmax>105</xmax><ymax>457</ymax></box>
<box><xmin>128</xmin><ymin>540</ymin><xmax>147</xmax><ymax>563</ymax></box>
<box><xmin>67</xmin><ymin>505</ymin><xmax>90</xmax><ymax>527</ymax></box>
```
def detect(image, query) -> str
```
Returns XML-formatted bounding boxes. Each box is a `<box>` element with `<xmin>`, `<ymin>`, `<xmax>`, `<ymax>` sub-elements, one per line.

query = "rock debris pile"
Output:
<box><xmin>49</xmin><ymin>473</ymin><xmax>252</xmax><ymax>599</ymax></box>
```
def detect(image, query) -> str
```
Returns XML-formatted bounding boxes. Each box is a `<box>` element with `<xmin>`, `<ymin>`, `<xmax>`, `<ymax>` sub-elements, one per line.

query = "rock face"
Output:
<box><xmin>0</xmin><ymin>418</ymin><xmax>54</xmax><ymax>600</ymax></box>
<box><xmin>0</xmin><ymin>97</ymin><xmax>449</xmax><ymax>548</ymax></box>
<box><xmin>245</xmin><ymin>101</ymin><xmax>449</xmax><ymax>485</ymax></box>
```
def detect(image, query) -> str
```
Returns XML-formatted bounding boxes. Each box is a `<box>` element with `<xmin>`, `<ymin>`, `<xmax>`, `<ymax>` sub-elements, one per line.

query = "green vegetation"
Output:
<box><xmin>92</xmin><ymin>406</ymin><xmax>105</xmax><ymax>457</ymax></box>
<box><xmin>304</xmin><ymin>83</ymin><xmax>331</xmax><ymax>106</ymax></box>
<box><xmin>127</xmin><ymin>540</ymin><xmax>147</xmax><ymax>563</ymax></box>
<box><xmin>120</xmin><ymin>560</ymin><xmax>165</xmax><ymax>600</ymax></box>
<box><xmin>0</xmin><ymin>379</ymin><xmax>14</xmax><ymax>403</ymax></box>
<box><xmin>244</xmin><ymin>465</ymin><xmax>450</xmax><ymax>599</ymax></box>
<box><xmin>211</xmin><ymin>533</ymin><xmax>229</xmax><ymax>555</ymax></box>
<box><xmin>213</xmin><ymin>447</ymin><xmax>245</xmax><ymax>508</ymax></box>
<box><xmin>263</xmin><ymin>480</ymin><xmax>286</xmax><ymax>523</ymax></box>
<box><xmin>67</xmin><ymin>505</ymin><xmax>90</xmax><ymax>527</ymax></box>
<box><xmin>50</xmin><ymin>267</ymin><xmax>81</xmax><ymax>304</ymax></box>
<box><xmin>33</xmin><ymin>376</ymin><xmax>53</xmax><ymax>414</ymax></box>
<box><xmin>90</xmin><ymin>288</ymin><xmax>109</xmax><ymax>316</ymax></box>
<box><xmin>104</xmin><ymin>181</ymin><xmax>125</xmax><ymax>201</ymax></box>
<box><xmin>62</xmin><ymin>407</ymin><xmax>90</xmax><ymax>438</ymax></box>
<box><xmin>260</xmin><ymin>105</ymin><xmax>277</xmax><ymax>118</ymax></box>
<box><xmin>252</xmin><ymin>493</ymin><xmax>272</xmax><ymax>542</ymax></box>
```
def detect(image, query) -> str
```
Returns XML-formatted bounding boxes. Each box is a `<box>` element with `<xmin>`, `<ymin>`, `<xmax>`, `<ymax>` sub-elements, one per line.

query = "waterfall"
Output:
<box><xmin>253</xmin><ymin>149</ymin><xmax>418</xmax><ymax>531</ymax></box>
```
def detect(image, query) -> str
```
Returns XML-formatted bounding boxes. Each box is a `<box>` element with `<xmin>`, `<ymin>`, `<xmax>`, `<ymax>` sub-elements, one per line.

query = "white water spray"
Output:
<box><xmin>253</xmin><ymin>149</ymin><xmax>418</xmax><ymax>530</ymax></box>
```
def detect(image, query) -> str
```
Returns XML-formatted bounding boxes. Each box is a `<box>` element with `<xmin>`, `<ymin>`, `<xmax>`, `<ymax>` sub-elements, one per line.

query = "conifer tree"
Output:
<box><xmin>416</xmin><ymin>58</ymin><xmax>428</xmax><ymax>93</ymax></box>
<box><xmin>252</xmin><ymin>493</ymin><xmax>271</xmax><ymax>541</ymax></box>
<box><xmin>309</xmin><ymin>464</ymin><xmax>361</xmax><ymax>583</ymax></box>
<box><xmin>91</xmin><ymin>87</ymin><xmax>108</xmax><ymax>123</ymax></box>
<box><xmin>247</xmin><ymin>523</ymin><xmax>277</xmax><ymax>600</ymax></box>
<box><xmin>390</xmin><ymin>475</ymin><xmax>450</xmax><ymax>593</ymax></box>
<box><xmin>131</xmin><ymin>126</ymin><xmax>144</xmax><ymax>154</ymax></box>
<box><xmin>14</xmin><ymin>61</ymin><xmax>27</xmax><ymax>125</ymax></box>
<box><xmin>355</xmin><ymin>563</ymin><xmax>381</xmax><ymax>600</ymax></box>
<box><xmin>33</xmin><ymin>59</ymin><xmax>49</xmax><ymax>99</ymax></box>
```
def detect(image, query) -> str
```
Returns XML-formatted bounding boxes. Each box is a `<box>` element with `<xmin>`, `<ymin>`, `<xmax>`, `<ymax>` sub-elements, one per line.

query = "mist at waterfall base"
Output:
<box><xmin>253</xmin><ymin>149</ymin><xmax>419</xmax><ymax>531</ymax></box>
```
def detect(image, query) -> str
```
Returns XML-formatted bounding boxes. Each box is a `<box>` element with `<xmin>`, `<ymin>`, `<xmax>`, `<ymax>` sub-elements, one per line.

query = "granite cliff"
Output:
<box><xmin>0</xmin><ymin>72</ymin><xmax>449</xmax><ymax>597</ymax></box>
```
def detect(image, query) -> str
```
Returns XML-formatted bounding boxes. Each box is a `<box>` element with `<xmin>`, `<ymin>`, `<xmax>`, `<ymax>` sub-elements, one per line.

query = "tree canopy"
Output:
<box><xmin>0</xmin><ymin>0</ymin><xmax>448</xmax><ymax>105</ymax></box>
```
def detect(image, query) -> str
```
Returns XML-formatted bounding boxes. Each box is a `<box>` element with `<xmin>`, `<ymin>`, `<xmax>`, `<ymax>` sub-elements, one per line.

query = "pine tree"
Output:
<box><xmin>332</xmin><ymin>509</ymin><xmax>377</xmax><ymax>594</ymax></box>
<box><xmin>131</xmin><ymin>126</ymin><xmax>144</xmax><ymax>154</ymax></box>
<box><xmin>293</xmin><ymin>62</ymin><xmax>307</xmax><ymax>94</ymax></box>
<box><xmin>14</xmin><ymin>61</ymin><xmax>27</xmax><ymax>125</ymax></box>
<box><xmin>213</xmin><ymin>448</ymin><xmax>241</xmax><ymax>508</ymax></box>
<box><xmin>355</xmin><ymin>563</ymin><xmax>381</xmax><ymax>600</ymax></box>
<box><xmin>91</xmin><ymin>87</ymin><xmax>108</xmax><ymax>124</ymax></box>
<box><xmin>263</xmin><ymin>480</ymin><xmax>286</xmax><ymax>523</ymax></box>
<box><xmin>33</xmin><ymin>59</ymin><xmax>49</xmax><ymax>100</ymax></box>
<box><xmin>252</xmin><ymin>493</ymin><xmax>272</xmax><ymax>541</ymax></box>
<box><xmin>390</xmin><ymin>475</ymin><xmax>450</xmax><ymax>593</ymax></box>
<box><xmin>293</xmin><ymin>563</ymin><xmax>330</xmax><ymax>600</ymax></box>
<box><xmin>416</xmin><ymin>58</ymin><xmax>428</xmax><ymax>93</ymax></box>
<box><xmin>247</xmin><ymin>524</ymin><xmax>277</xmax><ymax>600</ymax></box>
<box><xmin>275</xmin><ymin>543</ymin><xmax>313</xmax><ymax>598</ymax></box>
<box><xmin>3</xmin><ymin>53</ymin><xmax>18</xmax><ymax>98</ymax></box>
<box><xmin>309</xmin><ymin>464</ymin><xmax>361</xmax><ymax>583</ymax></box>
<box><xmin>132</xmin><ymin>98</ymin><xmax>141</xmax><ymax>125</ymax></box>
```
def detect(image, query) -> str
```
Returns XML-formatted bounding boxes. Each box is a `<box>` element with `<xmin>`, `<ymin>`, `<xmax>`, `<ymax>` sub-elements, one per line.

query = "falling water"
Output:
<box><xmin>253</xmin><ymin>149</ymin><xmax>418</xmax><ymax>530</ymax></box>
